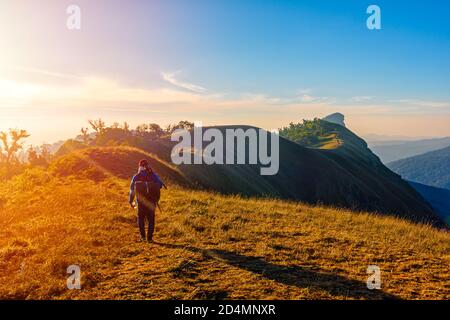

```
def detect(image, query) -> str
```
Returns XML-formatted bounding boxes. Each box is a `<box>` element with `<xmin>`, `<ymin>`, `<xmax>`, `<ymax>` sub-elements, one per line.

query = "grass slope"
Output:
<box><xmin>0</xmin><ymin>157</ymin><xmax>449</xmax><ymax>299</ymax></box>
<box><xmin>278</xmin><ymin>121</ymin><xmax>443</xmax><ymax>226</ymax></box>
<box><xmin>52</xmin><ymin>125</ymin><xmax>443</xmax><ymax>226</ymax></box>
<box><xmin>50</xmin><ymin>146</ymin><xmax>191</xmax><ymax>186</ymax></box>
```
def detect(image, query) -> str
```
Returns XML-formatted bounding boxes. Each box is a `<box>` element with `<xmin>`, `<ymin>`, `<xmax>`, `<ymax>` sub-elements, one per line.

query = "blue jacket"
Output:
<box><xmin>129</xmin><ymin>169</ymin><xmax>164</xmax><ymax>204</ymax></box>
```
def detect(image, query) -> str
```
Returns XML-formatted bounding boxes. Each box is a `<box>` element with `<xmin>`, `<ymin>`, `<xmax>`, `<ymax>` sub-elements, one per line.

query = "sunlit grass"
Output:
<box><xmin>0</xmin><ymin>159</ymin><xmax>449</xmax><ymax>300</ymax></box>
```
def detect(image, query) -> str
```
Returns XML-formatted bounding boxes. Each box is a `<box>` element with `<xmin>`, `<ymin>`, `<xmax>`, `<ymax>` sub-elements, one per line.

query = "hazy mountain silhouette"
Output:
<box><xmin>388</xmin><ymin>146</ymin><xmax>450</xmax><ymax>190</ymax></box>
<box><xmin>370</xmin><ymin>137</ymin><xmax>450</xmax><ymax>163</ymax></box>
<box><xmin>409</xmin><ymin>181</ymin><xmax>450</xmax><ymax>226</ymax></box>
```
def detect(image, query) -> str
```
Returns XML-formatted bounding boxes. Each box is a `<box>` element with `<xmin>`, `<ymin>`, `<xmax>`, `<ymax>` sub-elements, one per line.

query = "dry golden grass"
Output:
<box><xmin>0</xmin><ymin>167</ymin><xmax>449</xmax><ymax>300</ymax></box>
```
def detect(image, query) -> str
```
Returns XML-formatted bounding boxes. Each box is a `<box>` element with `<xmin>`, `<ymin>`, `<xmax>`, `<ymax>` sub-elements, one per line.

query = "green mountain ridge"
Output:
<box><xmin>53</xmin><ymin>120</ymin><xmax>445</xmax><ymax>227</ymax></box>
<box><xmin>277</xmin><ymin>119</ymin><xmax>443</xmax><ymax>226</ymax></box>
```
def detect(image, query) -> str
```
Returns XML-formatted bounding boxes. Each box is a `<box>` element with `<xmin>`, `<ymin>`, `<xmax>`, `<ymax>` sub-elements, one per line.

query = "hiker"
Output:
<box><xmin>129</xmin><ymin>159</ymin><xmax>165</xmax><ymax>242</ymax></box>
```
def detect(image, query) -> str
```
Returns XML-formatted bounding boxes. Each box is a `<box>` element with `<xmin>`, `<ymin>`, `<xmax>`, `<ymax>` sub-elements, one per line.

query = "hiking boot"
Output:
<box><xmin>140</xmin><ymin>236</ymin><xmax>146</xmax><ymax>242</ymax></box>
<box><xmin>147</xmin><ymin>238</ymin><xmax>153</xmax><ymax>243</ymax></box>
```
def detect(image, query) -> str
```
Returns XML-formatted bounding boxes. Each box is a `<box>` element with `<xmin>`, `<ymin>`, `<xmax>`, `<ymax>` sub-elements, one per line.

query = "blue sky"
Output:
<box><xmin>67</xmin><ymin>0</ymin><xmax>450</xmax><ymax>98</ymax></box>
<box><xmin>170</xmin><ymin>0</ymin><xmax>450</xmax><ymax>98</ymax></box>
<box><xmin>0</xmin><ymin>0</ymin><xmax>449</xmax><ymax>143</ymax></box>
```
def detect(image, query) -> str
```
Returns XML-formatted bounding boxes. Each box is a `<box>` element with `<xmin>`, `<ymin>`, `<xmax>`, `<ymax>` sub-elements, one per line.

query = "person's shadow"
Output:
<box><xmin>154</xmin><ymin>242</ymin><xmax>399</xmax><ymax>300</ymax></box>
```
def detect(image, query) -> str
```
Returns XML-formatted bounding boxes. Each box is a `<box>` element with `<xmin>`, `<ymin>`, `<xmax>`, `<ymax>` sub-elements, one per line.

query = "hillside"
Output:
<box><xmin>409</xmin><ymin>181</ymin><xmax>450</xmax><ymax>226</ymax></box>
<box><xmin>52</xmin><ymin>123</ymin><xmax>444</xmax><ymax>227</ymax></box>
<box><xmin>0</xmin><ymin>153</ymin><xmax>449</xmax><ymax>300</ymax></box>
<box><xmin>50</xmin><ymin>146</ymin><xmax>190</xmax><ymax>186</ymax></box>
<box><xmin>388</xmin><ymin>146</ymin><xmax>450</xmax><ymax>190</ymax></box>
<box><xmin>277</xmin><ymin>120</ymin><xmax>443</xmax><ymax>227</ymax></box>
<box><xmin>369</xmin><ymin>137</ymin><xmax>450</xmax><ymax>163</ymax></box>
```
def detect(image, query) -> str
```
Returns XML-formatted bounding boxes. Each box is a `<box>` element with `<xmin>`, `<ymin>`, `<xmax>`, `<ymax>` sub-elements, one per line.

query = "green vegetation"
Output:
<box><xmin>0</xmin><ymin>119</ymin><xmax>194</xmax><ymax>180</ymax></box>
<box><xmin>0</xmin><ymin>129</ymin><xmax>30</xmax><ymax>164</ymax></box>
<box><xmin>279</xmin><ymin>119</ymin><xmax>341</xmax><ymax>149</ymax></box>
<box><xmin>0</xmin><ymin>129</ymin><xmax>31</xmax><ymax>180</ymax></box>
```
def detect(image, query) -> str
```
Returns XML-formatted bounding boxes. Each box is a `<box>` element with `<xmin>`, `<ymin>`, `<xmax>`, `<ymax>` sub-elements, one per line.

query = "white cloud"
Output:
<box><xmin>350</xmin><ymin>96</ymin><xmax>374</xmax><ymax>102</ymax></box>
<box><xmin>2</xmin><ymin>66</ymin><xmax>448</xmax><ymax>128</ymax></box>
<box><xmin>389</xmin><ymin>99</ymin><xmax>450</xmax><ymax>109</ymax></box>
<box><xmin>298</xmin><ymin>94</ymin><xmax>331</xmax><ymax>104</ymax></box>
<box><xmin>0</xmin><ymin>76</ymin><xmax>208</xmax><ymax>109</ymax></box>
<box><xmin>293</xmin><ymin>88</ymin><xmax>332</xmax><ymax>104</ymax></box>
<box><xmin>296</xmin><ymin>88</ymin><xmax>313</xmax><ymax>95</ymax></box>
<box><xmin>3</xmin><ymin>65</ymin><xmax>81</xmax><ymax>81</ymax></box>
<box><xmin>300</xmin><ymin>94</ymin><xmax>317</xmax><ymax>103</ymax></box>
<box><xmin>161</xmin><ymin>71</ymin><xmax>206</xmax><ymax>93</ymax></box>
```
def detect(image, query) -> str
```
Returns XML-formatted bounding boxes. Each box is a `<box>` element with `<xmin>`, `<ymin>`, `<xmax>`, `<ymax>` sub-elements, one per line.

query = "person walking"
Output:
<box><xmin>129</xmin><ymin>159</ymin><xmax>164</xmax><ymax>242</ymax></box>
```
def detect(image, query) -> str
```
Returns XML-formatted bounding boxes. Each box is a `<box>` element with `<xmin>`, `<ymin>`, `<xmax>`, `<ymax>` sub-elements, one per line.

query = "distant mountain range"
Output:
<box><xmin>369</xmin><ymin>137</ymin><xmax>450</xmax><ymax>163</ymax></box>
<box><xmin>364</xmin><ymin>134</ymin><xmax>431</xmax><ymax>143</ymax></box>
<box><xmin>388</xmin><ymin>146</ymin><xmax>450</xmax><ymax>190</ymax></box>
<box><xmin>409</xmin><ymin>181</ymin><xmax>450</xmax><ymax>226</ymax></box>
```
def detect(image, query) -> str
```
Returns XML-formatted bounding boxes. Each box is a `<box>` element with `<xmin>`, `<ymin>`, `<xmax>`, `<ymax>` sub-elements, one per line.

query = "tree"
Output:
<box><xmin>39</xmin><ymin>144</ymin><xmax>51</xmax><ymax>162</ymax></box>
<box><xmin>122</xmin><ymin>121</ymin><xmax>130</xmax><ymax>132</ymax></box>
<box><xmin>0</xmin><ymin>145</ymin><xmax>4</xmax><ymax>162</ymax></box>
<box><xmin>148</xmin><ymin>123</ymin><xmax>164</xmax><ymax>137</ymax></box>
<box><xmin>27</xmin><ymin>144</ymin><xmax>50</xmax><ymax>166</ymax></box>
<box><xmin>27</xmin><ymin>145</ymin><xmax>39</xmax><ymax>165</ymax></box>
<box><xmin>80</xmin><ymin>127</ymin><xmax>90</xmax><ymax>144</ymax></box>
<box><xmin>88</xmin><ymin>119</ymin><xmax>106</xmax><ymax>136</ymax></box>
<box><xmin>164</xmin><ymin>124</ymin><xmax>173</xmax><ymax>134</ymax></box>
<box><xmin>136</xmin><ymin>124</ymin><xmax>149</xmax><ymax>135</ymax></box>
<box><xmin>164</xmin><ymin>121</ymin><xmax>194</xmax><ymax>134</ymax></box>
<box><xmin>0</xmin><ymin>129</ymin><xmax>30</xmax><ymax>163</ymax></box>
<box><xmin>177</xmin><ymin>120</ymin><xmax>194</xmax><ymax>130</ymax></box>
<box><xmin>111</xmin><ymin>122</ymin><xmax>120</xmax><ymax>129</ymax></box>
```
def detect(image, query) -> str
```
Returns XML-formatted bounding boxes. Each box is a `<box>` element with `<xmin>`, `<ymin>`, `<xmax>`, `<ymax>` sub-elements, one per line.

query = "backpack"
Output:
<box><xmin>135</xmin><ymin>174</ymin><xmax>161</xmax><ymax>205</ymax></box>
<box><xmin>146</xmin><ymin>181</ymin><xmax>161</xmax><ymax>203</ymax></box>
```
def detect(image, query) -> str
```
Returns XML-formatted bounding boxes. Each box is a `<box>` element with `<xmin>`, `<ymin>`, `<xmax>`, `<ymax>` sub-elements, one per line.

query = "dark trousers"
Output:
<box><xmin>137</xmin><ymin>203</ymin><xmax>156</xmax><ymax>240</ymax></box>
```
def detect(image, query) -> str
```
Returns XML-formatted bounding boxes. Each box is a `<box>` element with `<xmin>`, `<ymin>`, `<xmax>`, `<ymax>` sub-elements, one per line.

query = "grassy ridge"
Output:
<box><xmin>50</xmin><ymin>126</ymin><xmax>443</xmax><ymax>226</ymax></box>
<box><xmin>0</xmin><ymin>166</ymin><xmax>449</xmax><ymax>299</ymax></box>
<box><xmin>280</xmin><ymin>120</ymin><xmax>445</xmax><ymax>226</ymax></box>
